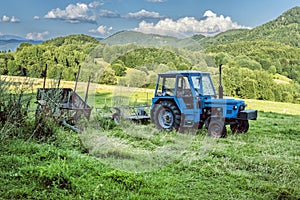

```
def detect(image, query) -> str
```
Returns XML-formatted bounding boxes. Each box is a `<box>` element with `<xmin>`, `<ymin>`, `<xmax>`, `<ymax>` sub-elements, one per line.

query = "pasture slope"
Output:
<box><xmin>0</xmin><ymin>77</ymin><xmax>299</xmax><ymax>199</ymax></box>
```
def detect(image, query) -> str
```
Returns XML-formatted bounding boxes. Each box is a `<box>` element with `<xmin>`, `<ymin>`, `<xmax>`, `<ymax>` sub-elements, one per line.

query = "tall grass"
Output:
<box><xmin>0</xmin><ymin>77</ymin><xmax>62</xmax><ymax>142</ymax></box>
<box><xmin>0</xmin><ymin>78</ymin><xmax>33</xmax><ymax>140</ymax></box>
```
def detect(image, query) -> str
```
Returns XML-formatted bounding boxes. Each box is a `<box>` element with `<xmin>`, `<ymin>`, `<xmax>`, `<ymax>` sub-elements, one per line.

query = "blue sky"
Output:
<box><xmin>0</xmin><ymin>0</ymin><xmax>299</xmax><ymax>40</ymax></box>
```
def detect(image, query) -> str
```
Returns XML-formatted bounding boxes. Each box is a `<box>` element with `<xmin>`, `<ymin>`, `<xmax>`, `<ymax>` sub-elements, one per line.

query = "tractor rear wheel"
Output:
<box><xmin>230</xmin><ymin>120</ymin><xmax>249</xmax><ymax>133</ymax></box>
<box><xmin>152</xmin><ymin>101</ymin><xmax>181</xmax><ymax>131</ymax></box>
<box><xmin>208</xmin><ymin>118</ymin><xmax>227</xmax><ymax>138</ymax></box>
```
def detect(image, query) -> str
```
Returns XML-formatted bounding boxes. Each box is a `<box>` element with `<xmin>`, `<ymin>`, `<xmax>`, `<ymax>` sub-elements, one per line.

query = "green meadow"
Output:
<box><xmin>0</xmin><ymin>77</ymin><xmax>299</xmax><ymax>199</ymax></box>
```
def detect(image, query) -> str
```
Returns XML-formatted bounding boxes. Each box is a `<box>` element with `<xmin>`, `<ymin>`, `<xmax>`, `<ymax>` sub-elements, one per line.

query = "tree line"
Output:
<box><xmin>0</xmin><ymin>34</ymin><xmax>299</xmax><ymax>104</ymax></box>
<box><xmin>221</xmin><ymin>66</ymin><xmax>299</xmax><ymax>103</ymax></box>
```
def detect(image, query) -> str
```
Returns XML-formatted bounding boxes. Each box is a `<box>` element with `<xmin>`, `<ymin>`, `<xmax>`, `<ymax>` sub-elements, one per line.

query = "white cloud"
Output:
<box><xmin>26</xmin><ymin>31</ymin><xmax>49</xmax><ymax>40</ymax></box>
<box><xmin>88</xmin><ymin>1</ymin><xmax>102</xmax><ymax>8</ymax></box>
<box><xmin>89</xmin><ymin>25</ymin><xmax>112</xmax><ymax>35</ymax></box>
<box><xmin>44</xmin><ymin>3</ymin><xmax>97</xmax><ymax>24</ymax></box>
<box><xmin>203</xmin><ymin>10</ymin><xmax>217</xmax><ymax>18</ymax></box>
<box><xmin>126</xmin><ymin>9</ymin><xmax>163</xmax><ymax>19</ymax></box>
<box><xmin>2</xmin><ymin>15</ymin><xmax>10</xmax><ymax>22</ymax></box>
<box><xmin>100</xmin><ymin>10</ymin><xmax>120</xmax><ymax>18</ymax></box>
<box><xmin>1</xmin><ymin>15</ymin><xmax>20</xmax><ymax>23</ymax></box>
<box><xmin>10</xmin><ymin>16</ymin><xmax>20</xmax><ymax>23</ymax></box>
<box><xmin>134</xmin><ymin>10</ymin><xmax>250</xmax><ymax>37</ymax></box>
<box><xmin>33</xmin><ymin>16</ymin><xmax>40</xmax><ymax>20</ymax></box>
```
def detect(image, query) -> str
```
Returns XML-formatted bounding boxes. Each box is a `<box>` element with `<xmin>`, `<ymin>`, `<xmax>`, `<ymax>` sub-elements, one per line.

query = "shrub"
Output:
<box><xmin>0</xmin><ymin>79</ymin><xmax>32</xmax><ymax>140</ymax></box>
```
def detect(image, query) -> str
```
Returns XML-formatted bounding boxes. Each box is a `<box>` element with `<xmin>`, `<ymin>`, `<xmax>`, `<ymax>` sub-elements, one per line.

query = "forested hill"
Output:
<box><xmin>103</xmin><ymin>30</ymin><xmax>205</xmax><ymax>50</ymax></box>
<box><xmin>202</xmin><ymin>7</ymin><xmax>300</xmax><ymax>102</ymax></box>
<box><xmin>0</xmin><ymin>34</ymin><xmax>101</xmax><ymax>80</ymax></box>
<box><xmin>201</xmin><ymin>6</ymin><xmax>300</xmax><ymax>47</ymax></box>
<box><xmin>102</xmin><ymin>7</ymin><xmax>300</xmax><ymax>49</ymax></box>
<box><xmin>42</xmin><ymin>34</ymin><xmax>100</xmax><ymax>47</ymax></box>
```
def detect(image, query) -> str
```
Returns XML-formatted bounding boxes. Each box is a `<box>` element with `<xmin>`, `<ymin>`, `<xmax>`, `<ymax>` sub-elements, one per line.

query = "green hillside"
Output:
<box><xmin>201</xmin><ymin>7</ymin><xmax>300</xmax><ymax>102</ymax></box>
<box><xmin>202</xmin><ymin>6</ymin><xmax>300</xmax><ymax>47</ymax></box>
<box><xmin>103</xmin><ymin>30</ymin><xmax>205</xmax><ymax>50</ymax></box>
<box><xmin>42</xmin><ymin>34</ymin><xmax>100</xmax><ymax>46</ymax></box>
<box><xmin>207</xmin><ymin>41</ymin><xmax>300</xmax><ymax>82</ymax></box>
<box><xmin>0</xmin><ymin>35</ymin><xmax>101</xmax><ymax>80</ymax></box>
<box><xmin>104</xmin><ymin>30</ymin><xmax>179</xmax><ymax>46</ymax></box>
<box><xmin>104</xmin><ymin>7</ymin><xmax>300</xmax><ymax>49</ymax></box>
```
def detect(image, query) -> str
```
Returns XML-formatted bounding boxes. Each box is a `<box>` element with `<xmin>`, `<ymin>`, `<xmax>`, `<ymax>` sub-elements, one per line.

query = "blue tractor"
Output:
<box><xmin>150</xmin><ymin>68</ymin><xmax>257</xmax><ymax>137</ymax></box>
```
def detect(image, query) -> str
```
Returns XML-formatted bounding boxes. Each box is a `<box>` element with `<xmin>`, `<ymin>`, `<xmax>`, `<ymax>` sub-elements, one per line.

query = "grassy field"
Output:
<box><xmin>1</xmin><ymin>75</ymin><xmax>300</xmax><ymax>115</ymax></box>
<box><xmin>1</xmin><ymin>111</ymin><xmax>299</xmax><ymax>199</ymax></box>
<box><xmin>0</xmin><ymin>75</ymin><xmax>299</xmax><ymax>199</ymax></box>
<box><xmin>246</xmin><ymin>99</ymin><xmax>300</xmax><ymax>115</ymax></box>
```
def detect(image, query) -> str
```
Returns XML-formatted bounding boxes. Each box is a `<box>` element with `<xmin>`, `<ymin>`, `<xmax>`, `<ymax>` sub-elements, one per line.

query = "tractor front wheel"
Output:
<box><xmin>152</xmin><ymin>101</ymin><xmax>181</xmax><ymax>131</ymax></box>
<box><xmin>208</xmin><ymin>118</ymin><xmax>227</xmax><ymax>138</ymax></box>
<box><xmin>230</xmin><ymin>120</ymin><xmax>249</xmax><ymax>133</ymax></box>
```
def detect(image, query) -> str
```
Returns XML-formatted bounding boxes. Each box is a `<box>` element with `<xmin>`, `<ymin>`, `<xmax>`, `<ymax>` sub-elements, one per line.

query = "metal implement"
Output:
<box><xmin>97</xmin><ymin>105</ymin><xmax>150</xmax><ymax>124</ymax></box>
<box><xmin>36</xmin><ymin>88</ymin><xmax>92</xmax><ymax>124</ymax></box>
<box><xmin>35</xmin><ymin>64</ymin><xmax>93</xmax><ymax>132</ymax></box>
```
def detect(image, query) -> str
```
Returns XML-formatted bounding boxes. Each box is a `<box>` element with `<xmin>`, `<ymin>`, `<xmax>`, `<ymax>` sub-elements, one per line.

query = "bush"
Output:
<box><xmin>98</xmin><ymin>67</ymin><xmax>117</xmax><ymax>85</ymax></box>
<box><xmin>0</xmin><ymin>79</ymin><xmax>32</xmax><ymax>140</ymax></box>
<box><xmin>123</xmin><ymin>69</ymin><xmax>148</xmax><ymax>87</ymax></box>
<box><xmin>0</xmin><ymin>78</ymin><xmax>61</xmax><ymax>141</ymax></box>
<box><xmin>33</xmin><ymin>115</ymin><xmax>59</xmax><ymax>140</ymax></box>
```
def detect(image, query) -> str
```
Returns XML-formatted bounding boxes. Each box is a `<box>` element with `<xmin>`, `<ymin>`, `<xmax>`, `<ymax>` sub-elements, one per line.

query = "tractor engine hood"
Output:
<box><xmin>204</xmin><ymin>98</ymin><xmax>247</xmax><ymax>112</ymax></box>
<box><xmin>203</xmin><ymin>98</ymin><xmax>257</xmax><ymax>120</ymax></box>
<box><xmin>204</xmin><ymin>98</ymin><xmax>245</xmax><ymax>106</ymax></box>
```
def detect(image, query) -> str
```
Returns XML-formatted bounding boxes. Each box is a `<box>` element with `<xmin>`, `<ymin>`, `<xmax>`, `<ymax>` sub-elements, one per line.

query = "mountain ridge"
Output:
<box><xmin>0</xmin><ymin>35</ymin><xmax>26</xmax><ymax>41</ymax></box>
<box><xmin>103</xmin><ymin>30</ymin><xmax>206</xmax><ymax>50</ymax></box>
<box><xmin>0</xmin><ymin>35</ymin><xmax>42</xmax><ymax>51</ymax></box>
<box><xmin>1</xmin><ymin>6</ymin><xmax>299</xmax><ymax>51</ymax></box>
<box><xmin>202</xmin><ymin>6</ymin><xmax>300</xmax><ymax>47</ymax></box>
<box><xmin>102</xmin><ymin>6</ymin><xmax>300</xmax><ymax>48</ymax></box>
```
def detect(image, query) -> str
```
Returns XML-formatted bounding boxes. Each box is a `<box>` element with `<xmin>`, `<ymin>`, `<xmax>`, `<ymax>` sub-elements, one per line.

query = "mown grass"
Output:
<box><xmin>1</xmin><ymin>75</ymin><xmax>299</xmax><ymax>199</ymax></box>
<box><xmin>1</xmin><ymin>111</ymin><xmax>299</xmax><ymax>199</ymax></box>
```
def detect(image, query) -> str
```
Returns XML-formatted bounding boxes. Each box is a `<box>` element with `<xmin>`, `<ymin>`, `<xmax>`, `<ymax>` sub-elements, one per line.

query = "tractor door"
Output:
<box><xmin>175</xmin><ymin>75</ymin><xmax>198</xmax><ymax>128</ymax></box>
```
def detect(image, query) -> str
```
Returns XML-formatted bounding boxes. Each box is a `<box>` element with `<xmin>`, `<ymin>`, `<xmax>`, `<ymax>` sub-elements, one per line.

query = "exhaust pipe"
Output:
<box><xmin>42</xmin><ymin>64</ymin><xmax>48</xmax><ymax>89</ymax></box>
<box><xmin>218</xmin><ymin>64</ymin><xmax>223</xmax><ymax>99</ymax></box>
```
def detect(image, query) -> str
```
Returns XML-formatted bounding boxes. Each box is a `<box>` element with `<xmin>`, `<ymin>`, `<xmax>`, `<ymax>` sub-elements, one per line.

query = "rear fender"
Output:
<box><xmin>151</xmin><ymin>97</ymin><xmax>181</xmax><ymax>111</ymax></box>
<box><xmin>150</xmin><ymin>97</ymin><xmax>177</xmax><ymax>118</ymax></box>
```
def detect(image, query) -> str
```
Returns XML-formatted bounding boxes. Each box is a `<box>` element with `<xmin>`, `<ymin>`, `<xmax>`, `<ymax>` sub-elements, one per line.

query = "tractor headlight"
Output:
<box><xmin>233</xmin><ymin>105</ymin><xmax>238</xmax><ymax>110</ymax></box>
<box><xmin>239</xmin><ymin>105</ymin><xmax>245</xmax><ymax>111</ymax></box>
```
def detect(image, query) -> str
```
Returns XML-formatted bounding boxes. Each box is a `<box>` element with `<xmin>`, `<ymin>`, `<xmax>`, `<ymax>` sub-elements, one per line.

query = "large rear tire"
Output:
<box><xmin>152</xmin><ymin>101</ymin><xmax>181</xmax><ymax>131</ymax></box>
<box><xmin>208</xmin><ymin>118</ymin><xmax>227</xmax><ymax>138</ymax></box>
<box><xmin>230</xmin><ymin>120</ymin><xmax>249</xmax><ymax>133</ymax></box>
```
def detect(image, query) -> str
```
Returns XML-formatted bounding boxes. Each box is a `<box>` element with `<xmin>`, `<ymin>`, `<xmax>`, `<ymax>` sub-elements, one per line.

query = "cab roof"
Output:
<box><xmin>158</xmin><ymin>70</ymin><xmax>210</xmax><ymax>77</ymax></box>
